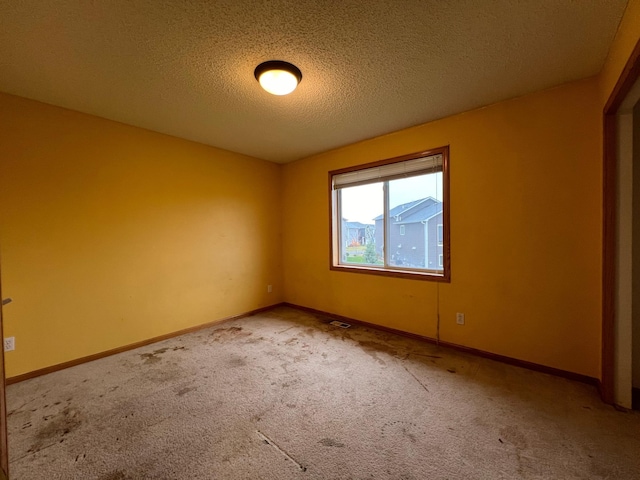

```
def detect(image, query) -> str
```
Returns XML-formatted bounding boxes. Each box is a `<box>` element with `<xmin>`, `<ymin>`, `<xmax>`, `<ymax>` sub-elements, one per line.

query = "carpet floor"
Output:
<box><xmin>6</xmin><ymin>306</ymin><xmax>640</xmax><ymax>479</ymax></box>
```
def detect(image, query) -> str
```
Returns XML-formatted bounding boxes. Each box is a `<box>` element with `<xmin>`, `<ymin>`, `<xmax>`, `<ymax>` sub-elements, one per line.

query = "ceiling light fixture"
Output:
<box><xmin>254</xmin><ymin>60</ymin><xmax>302</xmax><ymax>96</ymax></box>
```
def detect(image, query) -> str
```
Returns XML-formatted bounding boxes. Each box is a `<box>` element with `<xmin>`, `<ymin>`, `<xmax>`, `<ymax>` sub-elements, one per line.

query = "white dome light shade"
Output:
<box><xmin>259</xmin><ymin>69</ymin><xmax>298</xmax><ymax>95</ymax></box>
<box><xmin>254</xmin><ymin>61</ymin><xmax>302</xmax><ymax>96</ymax></box>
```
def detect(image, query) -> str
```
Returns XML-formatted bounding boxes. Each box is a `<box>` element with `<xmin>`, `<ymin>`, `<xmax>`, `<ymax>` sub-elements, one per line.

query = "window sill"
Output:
<box><xmin>330</xmin><ymin>263</ymin><xmax>450</xmax><ymax>282</ymax></box>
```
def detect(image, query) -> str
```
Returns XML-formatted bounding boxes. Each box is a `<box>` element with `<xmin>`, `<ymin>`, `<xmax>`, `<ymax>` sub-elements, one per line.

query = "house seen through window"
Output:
<box><xmin>330</xmin><ymin>147</ymin><xmax>450</xmax><ymax>281</ymax></box>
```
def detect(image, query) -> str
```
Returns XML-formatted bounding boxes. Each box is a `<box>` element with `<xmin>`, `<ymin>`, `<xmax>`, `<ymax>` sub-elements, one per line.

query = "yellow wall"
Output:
<box><xmin>4</xmin><ymin>2</ymin><xmax>640</xmax><ymax>382</ymax></box>
<box><xmin>282</xmin><ymin>78</ymin><xmax>602</xmax><ymax>378</ymax></box>
<box><xmin>0</xmin><ymin>93</ymin><xmax>282</xmax><ymax>377</ymax></box>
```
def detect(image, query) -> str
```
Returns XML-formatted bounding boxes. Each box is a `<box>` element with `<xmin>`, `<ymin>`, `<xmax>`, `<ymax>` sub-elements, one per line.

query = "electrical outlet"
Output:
<box><xmin>267</xmin><ymin>285</ymin><xmax>273</xmax><ymax>293</ymax></box>
<box><xmin>456</xmin><ymin>313</ymin><xmax>465</xmax><ymax>325</ymax></box>
<box><xmin>3</xmin><ymin>337</ymin><xmax>15</xmax><ymax>352</ymax></box>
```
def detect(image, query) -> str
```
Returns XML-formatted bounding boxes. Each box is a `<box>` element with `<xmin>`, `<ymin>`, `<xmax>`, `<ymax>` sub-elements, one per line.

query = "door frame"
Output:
<box><xmin>0</xmin><ymin>267</ymin><xmax>9</xmax><ymax>478</ymax></box>
<box><xmin>602</xmin><ymin>37</ymin><xmax>640</xmax><ymax>404</ymax></box>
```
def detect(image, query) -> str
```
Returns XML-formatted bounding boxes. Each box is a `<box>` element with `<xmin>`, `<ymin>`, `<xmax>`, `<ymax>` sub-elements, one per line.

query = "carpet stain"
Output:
<box><xmin>140</xmin><ymin>354</ymin><xmax>161</xmax><ymax>364</ymax></box>
<box><xmin>31</xmin><ymin>406</ymin><xmax>83</xmax><ymax>452</ymax></box>
<box><xmin>227</xmin><ymin>356</ymin><xmax>247</xmax><ymax>368</ymax></box>
<box><xmin>282</xmin><ymin>380</ymin><xmax>301</xmax><ymax>388</ymax></box>
<box><xmin>211</xmin><ymin>326</ymin><xmax>252</xmax><ymax>342</ymax></box>
<box><xmin>99</xmin><ymin>471</ymin><xmax>133</xmax><ymax>480</ymax></box>
<box><xmin>146</xmin><ymin>364</ymin><xmax>183</xmax><ymax>384</ymax></box>
<box><xmin>292</xmin><ymin>353</ymin><xmax>309</xmax><ymax>363</ymax></box>
<box><xmin>409</xmin><ymin>352</ymin><xmax>442</xmax><ymax>360</ymax></box>
<box><xmin>381</xmin><ymin>421</ymin><xmax>425</xmax><ymax>444</ymax></box>
<box><xmin>177</xmin><ymin>386</ymin><xmax>197</xmax><ymax>396</ymax></box>
<box><xmin>499</xmin><ymin>425</ymin><xmax>528</xmax><ymax>449</ymax></box>
<box><xmin>319</xmin><ymin>438</ymin><xmax>345</xmax><ymax>447</ymax></box>
<box><xmin>140</xmin><ymin>348</ymin><xmax>169</xmax><ymax>364</ymax></box>
<box><xmin>402</xmin><ymin>427</ymin><xmax>417</xmax><ymax>443</ymax></box>
<box><xmin>139</xmin><ymin>346</ymin><xmax>186</xmax><ymax>365</ymax></box>
<box><xmin>339</xmin><ymin>332</ymin><xmax>353</xmax><ymax>341</ymax></box>
<box><xmin>357</xmin><ymin>340</ymin><xmax>407</xmax><ymax>365</ymax></box>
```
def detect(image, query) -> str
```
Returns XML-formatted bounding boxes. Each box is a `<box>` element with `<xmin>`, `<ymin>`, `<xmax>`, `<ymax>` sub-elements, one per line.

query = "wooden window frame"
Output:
<box><xmin>329</xmin><ymin>146</ymin><xmax>450</xmax><ymax>282</ymax></box>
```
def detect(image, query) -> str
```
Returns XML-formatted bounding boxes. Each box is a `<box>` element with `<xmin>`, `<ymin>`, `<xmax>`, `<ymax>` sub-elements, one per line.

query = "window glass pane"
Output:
<box><xmin>339</xmin><ymin>183</ymin><xmax>383</xmax><ymax>266</ymax></box>
<box><xmin>388</xmin><ymin>172</ymin><xmax>443</xmax><ymax>271</ymax></box>
<box><xmin>330</xmin><ymin>147</ymin><xmax>449</xmax><ymax>281</ymax></box>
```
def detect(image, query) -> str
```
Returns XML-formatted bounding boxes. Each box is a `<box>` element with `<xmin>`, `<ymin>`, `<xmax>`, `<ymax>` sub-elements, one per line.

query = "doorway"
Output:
<box><xmin>612</xmin><ymin>89</ymin><xmax>640</xmax><ymax>408</ymax></box>
<box><xmin>603</xmin><ymin>37</ymin><xmax>640</xmax><ymax>408</ymax></box>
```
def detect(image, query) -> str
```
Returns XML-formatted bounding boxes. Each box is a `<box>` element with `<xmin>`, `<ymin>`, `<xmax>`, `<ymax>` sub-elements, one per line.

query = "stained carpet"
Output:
<box><xmin>7</xmin><ymin>306</ymin><xmax>640</xmax><ymax>479</ymax></box>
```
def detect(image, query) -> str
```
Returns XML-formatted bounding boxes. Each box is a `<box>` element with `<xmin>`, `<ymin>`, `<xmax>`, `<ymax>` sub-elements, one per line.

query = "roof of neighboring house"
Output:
<box><xmin>373</xmin><ymin>197</ymin><xmax>438</xmax><ymax>221</ymax></box>
<box><xmin>395</xmin><ymin>202</ymin><xmax>443</xmax><ymax>224</ymax></box>
<box><xmin>344</xmin><ymin>221</ymin><xmax>373</xmax><ymax>229</ymax></box>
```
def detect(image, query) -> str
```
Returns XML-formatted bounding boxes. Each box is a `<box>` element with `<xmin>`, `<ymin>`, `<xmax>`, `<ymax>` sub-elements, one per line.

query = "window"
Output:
<box><xmin>330</xmin><ymin>147</ymin><xmax>450</xmax><ymax>281</ymax></box>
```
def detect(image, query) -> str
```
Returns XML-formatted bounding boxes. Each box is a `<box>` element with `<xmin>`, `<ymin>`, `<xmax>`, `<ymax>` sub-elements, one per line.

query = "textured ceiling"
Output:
<box><xmin>0</xmin><ymin>0</ymin><xmax>629</xmax><ymax>163</ymax></box>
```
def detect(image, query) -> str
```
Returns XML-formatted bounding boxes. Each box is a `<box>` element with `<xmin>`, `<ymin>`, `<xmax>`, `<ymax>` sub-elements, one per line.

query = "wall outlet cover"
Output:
<box><xmin>3</xmin><ymin>337</ymin><xmax>15</xmax><ymax>352</ymax></box>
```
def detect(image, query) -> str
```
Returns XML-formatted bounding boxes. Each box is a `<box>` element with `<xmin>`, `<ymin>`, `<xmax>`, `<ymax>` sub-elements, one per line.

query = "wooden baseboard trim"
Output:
<box><xmin>282</xmin><ymin>302</ymin><xmax>599</xmax><ymax>387</ymax></box>
<box><xmin>7</xmin><ymin>303</ymin><xmax>284</xmax><ymax>385</ymax></box>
